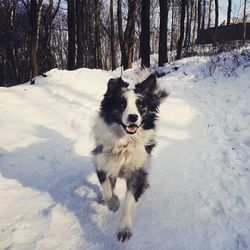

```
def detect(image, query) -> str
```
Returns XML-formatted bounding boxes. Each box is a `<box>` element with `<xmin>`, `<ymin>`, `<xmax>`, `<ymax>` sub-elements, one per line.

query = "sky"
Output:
<box><xmin>219</xmin><ymin>0</ymin><xmax>249</xmax><ymax>24</ymax></box>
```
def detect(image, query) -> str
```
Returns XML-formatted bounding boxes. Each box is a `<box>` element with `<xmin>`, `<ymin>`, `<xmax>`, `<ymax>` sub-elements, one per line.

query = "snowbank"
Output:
<box><xmin>0</xmin><ymin>55</ymin><xmax>250</xmax><ymax>249</ymax></box>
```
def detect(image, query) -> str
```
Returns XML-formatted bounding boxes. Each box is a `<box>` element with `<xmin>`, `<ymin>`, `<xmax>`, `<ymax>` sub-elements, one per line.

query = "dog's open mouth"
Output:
<box><xmin>121</xmin><ymin>123</ymin><xmax>138</xmax><ymax>134</ymax></box>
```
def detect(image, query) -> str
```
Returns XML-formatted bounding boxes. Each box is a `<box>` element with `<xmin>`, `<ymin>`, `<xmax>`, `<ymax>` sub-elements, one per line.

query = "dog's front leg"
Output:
<box><xmin>117</xmin><ymin>190</ymin><xmax>135</xmax><ymax>242</ymax></box>
<box><xmin>96</xmin><ymin>170</ymin><xmax>120</xmax><ymax>212</ymax></box>
<box><xmin>117</xmin><ymin>169</ymin><xmax>149</xmax><ymax>242</ymax></box>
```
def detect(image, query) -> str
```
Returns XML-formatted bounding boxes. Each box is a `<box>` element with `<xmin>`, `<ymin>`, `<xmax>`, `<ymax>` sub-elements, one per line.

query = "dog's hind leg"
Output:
<box><xmin>96</xmin><ymin>170</ymin><xmax>120</xmax><ymax>212</ymax></box>
<box><xmin>117</xmin><ymin>169</ymin><xmax>149</xmax><ymax>242</ymax></box>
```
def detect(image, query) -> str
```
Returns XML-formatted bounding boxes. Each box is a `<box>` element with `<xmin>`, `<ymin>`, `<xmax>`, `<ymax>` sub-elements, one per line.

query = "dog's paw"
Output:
<box><xmin>106</xmin><ymin>195</ymin><xmax>120</xmax><ymax>212</ymax></box>
<box><xmin>117</xmin><ymin>228</ymin><xmax>133</xmax><ymax>242</ymax></box>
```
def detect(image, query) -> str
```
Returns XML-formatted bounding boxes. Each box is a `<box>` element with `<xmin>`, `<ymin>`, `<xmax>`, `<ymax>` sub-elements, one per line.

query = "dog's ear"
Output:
<box><xmin>135</xmin><ymin>73</ymin><xmax>157</xmax><ymax>94</ymax></box>
<box><xmin>107</xmin><ymin>77</ymin><xmax>128</xmax><ymax>94</ymax></box>
<box><xmin>135</xmin><ymin>73</ymin><xmax>168</xmax><ymax>102</ymax></box>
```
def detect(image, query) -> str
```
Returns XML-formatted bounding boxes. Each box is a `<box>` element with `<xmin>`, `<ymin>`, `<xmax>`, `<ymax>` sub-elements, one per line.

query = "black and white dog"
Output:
<box><xmin>92</xmin><ymin>73</ymin><xmax>167</xmax><ymax>242</ymax></box>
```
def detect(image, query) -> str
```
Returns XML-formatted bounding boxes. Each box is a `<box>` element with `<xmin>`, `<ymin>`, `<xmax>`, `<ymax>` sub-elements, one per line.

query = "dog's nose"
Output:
<box><xmin>128</xmin><ymin>114</ymin><xmax>138</xmax><ymax>123</ymax></box>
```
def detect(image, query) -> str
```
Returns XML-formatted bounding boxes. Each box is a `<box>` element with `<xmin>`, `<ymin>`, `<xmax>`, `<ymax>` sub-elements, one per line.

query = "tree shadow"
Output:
<box><xmin>0</xmin><ymin>125</ymin><xmax>123</xmax><ymax>249</ymax></box>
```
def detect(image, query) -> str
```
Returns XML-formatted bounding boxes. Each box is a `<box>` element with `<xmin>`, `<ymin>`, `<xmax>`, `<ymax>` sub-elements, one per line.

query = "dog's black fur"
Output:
<box><xmin>100</xmin><ymin>74</ymin><xmax>168</xmax><ymax>130</ymax></box>
<box><xmin>92</xmin><ymin>73</ymin><xmax>168</xmax><ymax>242</ymax></box>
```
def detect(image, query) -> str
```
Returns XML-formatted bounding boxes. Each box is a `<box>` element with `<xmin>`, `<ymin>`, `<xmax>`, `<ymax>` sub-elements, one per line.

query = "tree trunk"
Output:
<box><xmin>187</xmin><ymin>0</ymin><xmax>194</xmax><ymax>48</ymax></box>
<box><xmin>95</xmin><ymin>0</ymin><xmax>102</xmax><ymax>69</ymax></box>
<box><xmin>170</xmin><ymin>2</ymin><xmax>179</xmax><ymax>52</ymax></box>
<box><xmin>117</xmin><ymin>0</ymin><xmax>136</xmax><ymax>70</ymax></box>
<box><xmin>125</xmin><ymin>0</ymin><xmax>137</xmax><ymax>69</ymax></box>
<box><xmin>201</xmin><ymin>0</ymin><xmax>206</xmax><ymax>30</ymax></box>
<box><xmin>110</xmin><ymin>0</ymin><xmax>116</xmax><ymax>70</ymax></box>
<box><xmin>76</xmin><ymin>0</ymin><xmax>84</xmax><ymax>68</ymax></box>
<box><xmin>43</xmin><ymin>0</ymin><xmax>61</xmax><ymax>71</ymax></box>
<box><xmin>184</xmin><ymin>1</ymin><xmax>190</xmax><ymax>48</ymax></box>
<box><xmin>214</xmin><ymin>0</ymin><xmax>219</xmax><ymax>43</ymax></box>
<box><xmin>227</xmin><ymin>0</ymin><xmax>232</xmax><ymax>26</ymax></box>
<box><xmin>197</xmin><ymin>0</ymin><xmax>202</xmax><ymax>32</ymax></box>
<box><xmin>84</xmin><ymin>0</ymin><xmax>93</xmax><ymax>68</ymax></box>
<box><xmin>176</xmin><ymin>0</ymin><xmax>186</xmax><ymax>60</ymax></box>
<box><xmin>207</xmin><ymin>0</ymin><xmax>212</xmax><ymax>28</ymax></box>
<box><xmin>117</xmin><ymin>0</ymin><xmax>127</xmax><ymax>69</ymax></box>
<box><xmin>170</xmin><ymin>4</ymin><xmax>175</xmax><ymax>51</ymax></box>
<box><xmin>192</xmin><ymin>0</ymin><xmax>197</xmax><ymax>49</ymax></box>
<box><xmin>158</xmin><ymin>0</ymin><xmax>169</xmax><ymax>66</ymax></box>
<box><xmin>141</xmin><ymin>0</ymin><xmax>150</xmax><ymax>68</ymax></box>
<box><xmin>30</xmin><ymin>0</ymin><xmax>43</xmax><ymax>78</ymax></box>
<box><xmin>67</xmin><ymin>0</ymin><xmax>76</xmax><ymax>70</ymax></box>
<box><xmin>243</xmin><ymin>0</ymin><xmax>247</xmax><ymax>44</ymax></box>
<box><xmin>6</xmin><ymin>0</ymin><xmax>18</xmax><ymax>82</ymax></box>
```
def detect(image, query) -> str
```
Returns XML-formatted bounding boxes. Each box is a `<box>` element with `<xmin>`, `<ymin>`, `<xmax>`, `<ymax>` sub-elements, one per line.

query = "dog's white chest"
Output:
<box><xmin>92</xmin><ymin>117</ymin><xmax>155</xmax><ymax>177</ymax></box>
<box><xmin>94</xmin><ymin>140</ymin><xmax>147</xmax><ymax>177</ymax></box>
<box><xmin>118</xmin><ymin>141</ymin><xmax>147</xmax><ymax>170</ymax></box>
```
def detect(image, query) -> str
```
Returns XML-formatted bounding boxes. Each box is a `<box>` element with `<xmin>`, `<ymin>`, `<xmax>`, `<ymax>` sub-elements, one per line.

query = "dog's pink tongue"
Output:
<box><xmin>126</xmin><ymin>125</ymin><xmax>137</xmax><ymax>133</ymax></box>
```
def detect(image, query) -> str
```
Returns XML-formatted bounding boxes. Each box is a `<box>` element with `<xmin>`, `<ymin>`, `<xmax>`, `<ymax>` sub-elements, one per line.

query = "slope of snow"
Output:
<box><xmin>0</xmin><ymin>57</ymin><xmax>250</xmax><ymax>250</ymax></box>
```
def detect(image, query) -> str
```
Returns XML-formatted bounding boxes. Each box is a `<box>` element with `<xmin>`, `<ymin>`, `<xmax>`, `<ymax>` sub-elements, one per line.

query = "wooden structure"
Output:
<box><xmin>197</xmin><ymin>23</ymin><xmax>250</xmax><ymax>44</ymax></box>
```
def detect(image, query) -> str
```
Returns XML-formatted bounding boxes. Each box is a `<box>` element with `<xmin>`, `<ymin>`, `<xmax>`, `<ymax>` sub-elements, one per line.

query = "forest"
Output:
<box><xmin>1</xmin><ymin>1</ymin><xmax>250</xmax><ymax>248</ymax></box>
<box><xmin>0</xmin><ymin>0</ymin><xmax>249</xmax><ymax>86</ymax></box>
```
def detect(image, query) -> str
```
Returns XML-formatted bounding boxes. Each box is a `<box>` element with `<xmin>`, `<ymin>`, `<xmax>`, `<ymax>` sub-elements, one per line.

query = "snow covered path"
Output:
<box><xmin>0</xmin><ymin>58</ymin><xmax>250</xmax><ymax>250</ymax></box>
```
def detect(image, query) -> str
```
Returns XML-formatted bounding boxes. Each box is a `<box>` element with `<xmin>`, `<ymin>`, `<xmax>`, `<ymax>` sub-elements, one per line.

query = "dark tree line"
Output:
<box><xmin>0</xmin><ymin>0</ymin><xmax>248</xmax><ymax>86</ymax></box>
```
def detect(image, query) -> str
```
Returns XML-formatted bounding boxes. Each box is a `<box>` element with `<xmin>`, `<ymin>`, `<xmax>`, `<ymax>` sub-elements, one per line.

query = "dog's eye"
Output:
<box><xmin>137</xmin><ymin>100</ymin><xmax>145</xmax><ymax>109</ymax></box>
<box><xmin>119</xmin><ymin>100</ymin><xmax>126</xmax><ymax>110</ymax></box>
<box><xmin>139</xmin><ymin>103</ymin><xmax>144</xmax><ymax>109</ymax></box>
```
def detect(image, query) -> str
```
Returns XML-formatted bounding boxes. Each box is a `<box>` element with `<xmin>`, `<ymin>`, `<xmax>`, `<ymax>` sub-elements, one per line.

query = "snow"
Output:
<box><xmin>0</xmin><ymin>54</ymin><xmax>250</xmax><ymax>249</ymax></box>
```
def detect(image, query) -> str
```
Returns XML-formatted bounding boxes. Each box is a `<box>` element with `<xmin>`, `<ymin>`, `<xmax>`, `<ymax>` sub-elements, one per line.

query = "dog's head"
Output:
<box><xmin>100</xmin><ymin>73</ymin><xmax>168</xmax><ymax>135</ymax></box>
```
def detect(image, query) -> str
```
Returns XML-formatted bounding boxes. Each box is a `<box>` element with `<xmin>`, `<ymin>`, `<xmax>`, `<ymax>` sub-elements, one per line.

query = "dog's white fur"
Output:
<box><xmin>92</xmin><ymin>110</ymin><xmax>155</xmax><ymax>238</ymax></box>
<box><xmin>121</xmin><ymin>91</ymin><xmax>141</xmax><ymax>127</ymax></box>
<box><xmin>92</xmin><ymin>72</ymin><xmax>166</xmax><ymax>241</ymax></box>
<box><xmin>93</xmin><ymin>116</ymin><xmax>155</xmax><ymax>177</ymax></box>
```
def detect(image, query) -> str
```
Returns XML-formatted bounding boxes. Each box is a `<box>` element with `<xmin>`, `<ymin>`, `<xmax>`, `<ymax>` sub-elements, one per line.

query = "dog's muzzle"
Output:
<box><xmin>121</xmin><ymin>122</ymin><xmax>139</xmax><ymax>134</ymax></box>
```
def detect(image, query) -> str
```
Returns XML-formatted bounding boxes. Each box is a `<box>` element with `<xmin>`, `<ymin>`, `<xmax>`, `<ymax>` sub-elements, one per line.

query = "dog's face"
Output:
<box><xmin>100</xmin><ymin>73</ymin><xmax>168</xmax><ymax>135</ymax></box>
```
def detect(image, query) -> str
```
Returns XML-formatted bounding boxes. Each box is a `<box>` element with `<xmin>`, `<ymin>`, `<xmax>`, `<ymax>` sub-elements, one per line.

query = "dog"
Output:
<box><xmin>92</xmin><ymin>72</ymin><xmax>168</xmax><ymax>242</ymax></box>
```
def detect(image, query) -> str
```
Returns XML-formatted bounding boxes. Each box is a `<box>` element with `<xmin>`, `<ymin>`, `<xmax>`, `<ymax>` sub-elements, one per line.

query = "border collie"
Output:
<box><xmin>92</xmin><ymin>73</ymin><xmax>168</xmax><ymax>242</ymax></box>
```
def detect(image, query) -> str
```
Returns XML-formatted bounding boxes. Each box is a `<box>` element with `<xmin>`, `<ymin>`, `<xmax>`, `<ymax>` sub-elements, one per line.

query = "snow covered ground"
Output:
<box><xmin>0</xmin><ymin>53</ymin><xmax>250</xmax><ymax>250</ymax></box>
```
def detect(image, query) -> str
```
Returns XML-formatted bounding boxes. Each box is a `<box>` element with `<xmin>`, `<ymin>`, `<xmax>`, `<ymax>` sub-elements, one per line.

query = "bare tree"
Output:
<box><xmin>197</xmin><ymin>0</ymin><xmax>202</xmax><ymax>32</ymax></box>
<box><xmin>176</xmin><ymin>0</ymin><xmax>186</xmax><ymax>60</ymax></box>
<box><xmin>4</xmin><ymin>0</ymin><xmax>19</xmax><ymax>82</ymax></box>
<box><xmin>2</xmin><ymin>0</ymin><xmax>246</xmax><ymax>87</ymax></box>
<box><xmin>192</xmin><ymin>0</ymin><xmax>198</xmax><ymax>49</ymax></box>
<box><xmin>117</xmin><ymin>0</ymin><xmax>127</xmax><ymax>68</ymax></box>
<box><xmin>170</xmin><ymin>2</ymin><xmax>175</xmax><ymax>52</ymax></box>
<box><xmin>214</xmin><ymin>0</ymin><xmax>219</xmax><ymax>43</ymax></box>
<box><xmin>125</xmin><ymin>0</ymin><xmax>137</xmax><ymax>69</ymax></box>
<box><xmin>243</xmin><ymin>0</ymin><xmax>247</xmax><ymax>44</ymax></box>
<box><xmin>117</xmin><ymin>0</ymin><xmax>137</xmax><ymax>69</ymax></box>
<box><xmin>84</xmin><ymin>0</ymin><xmax>95</xmax><ymax>68</ymax></box>
<box><xmin>207</xmin><ymin>0</ymin><xmax>213</xmax><ymax>28</ymax></box>
<box><xmin>110</xmin><ymin>0</ymin><xmax>116</xmax><ymax>70</ymax></box>
<box><xmin>51</xmin><ymin>9</ymin><xmax>68</xmax><ymax>69</ymax></box>
<box><xmin>184</xmin><ymin>0</ymin><xmax>191</xmax><ymax>49</ymax></box>
<box><xmin>67</xmin><ymin>0</ymin><xmax>76</xmax><ymax>70</ymax></box>
<box><xmin>141</xmin><ymin>0</ymin><xmax>150</xmax><ymax>68</ymax></box>
<box><xmin>170</xmin><ymin>1</ymin><xmax>179</xmax><ymax>52</ymax></box>
<box><xmin>76</xmin><ymin>0</ymin><xmax>84</xmax><ymax>68</ymax></box>
<box><xmin>187</xmin><ymin>0</ymin><xmax>195</xmax><ymax>49</ymax></box>
<box><xmin>40</xmin><ymin>0</ymin><xmax>61</xmax><ymax>72</ymax></box>
<box><xmin>201</xmin><ymin>0</ymin><xmax>206</xmax><ymax>30</ymax></box>
<box><xmin>227</xmin><ymin>0</ymin><xmax>232</xmax><ymax>25</ymax></box>
<box><xmin>30</xmin><ymin>0</ymin><xmax>43</xmax><ymax>78</ymax></box>
<box><xmin>158</xmin><ymin>0</ymin><xmax>169</xmax><ymax>66</ymax></box>
<box><xmin>95</xmin><ymin>0</ymin><xmax>102</xmax><ymax>69</ymax></box>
